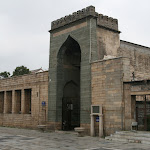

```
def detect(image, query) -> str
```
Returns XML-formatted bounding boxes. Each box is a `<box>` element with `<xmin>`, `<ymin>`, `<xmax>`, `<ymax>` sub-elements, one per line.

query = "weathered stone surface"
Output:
<box><xmin>119</xmin><ymin>40</ymin><xmax>150</xmax><ymax>81</ymax></box>
<box><xmin>0</xmin><ymin>72</ymin><xmax>48</xmax><ymax>128</ymax></box>
<box><xmin>51</xmin><ymin>6</ymin><xmax>119</xmax><ymax>32</ymax></box>
<box><xmin>91</xmin><ymin>58</ymin><xmax>126</xmax><ymax>135</ymax></box>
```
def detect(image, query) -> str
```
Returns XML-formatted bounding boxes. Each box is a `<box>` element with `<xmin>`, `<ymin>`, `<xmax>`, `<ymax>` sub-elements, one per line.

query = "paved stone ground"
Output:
<box><xmin>0</xmin><ymin>127</ymin><xmax>150</xmax><ymax>150</ymax></box>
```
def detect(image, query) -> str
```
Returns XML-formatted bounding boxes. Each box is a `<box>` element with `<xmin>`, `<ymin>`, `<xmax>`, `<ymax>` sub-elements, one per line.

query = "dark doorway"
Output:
<box><xmin>57</xmin><ymin>36</ymin><xmax>81</xmax><ymax>131</ymax></box>
<box><xmin>62</xmin><ymin>81</ymin><xmax>80</xmax><ymax>130</ymax></box>
<box><xmin>136</xmin><ymin>95</ymin><xmax>150</xmax><ymax>131</ymax></box>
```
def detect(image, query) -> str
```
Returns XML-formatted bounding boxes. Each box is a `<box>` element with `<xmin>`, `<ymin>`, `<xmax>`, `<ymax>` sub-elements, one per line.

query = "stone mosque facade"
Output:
<box><xmin>0</xmin><ymin>6</ymin><xmax>150</xmax><ymax>136</ymax></box>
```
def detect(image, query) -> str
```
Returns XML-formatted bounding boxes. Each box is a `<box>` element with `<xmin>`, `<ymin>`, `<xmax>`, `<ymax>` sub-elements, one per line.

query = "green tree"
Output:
<box><xmin>12</xmin><ymin>66</ymin><xmax>30</xmax><ymax>76</ymax></box>
<box><xmin>0</xmin><ymin>71</ymin><xmax>10</xmax><ymax>78</ymax></box>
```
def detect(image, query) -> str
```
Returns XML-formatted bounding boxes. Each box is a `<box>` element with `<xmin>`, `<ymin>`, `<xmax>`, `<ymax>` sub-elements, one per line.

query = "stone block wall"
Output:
<box><xmin>49</xmin><ymin>14</ymin><xmax>97</xmax><ymax>131</ymax></box>
<box><xmin>0</xmin><ymin>71</ymin><xmax>48</xmax><ymax>128</ymax></box>
<box><xmin>51</xmin><ymin>6</ymin><xmax>119</xmax><ymax>32</ymax></box>
<box><xmin>123</xmin><ymin>80</ymin><xmax>150</xmax><ymax>131</ymax></box>
<box><xmin>91</xmin><ymin>57</ymin><xmax>129</xmax><ymax>135</ymax></box>
<box><xmin>97</xmin><ymin>27</ymin><xmax>120</xmax><ymax>59</ymax></box>
<box><xmin>119</xmin><ymin>40</ymin><xmax>150</xmax><ymax>81</ymax></box>
<box><xmin>123</xmin><ymin>83</ymin><xmax>132</xmax><ymax>130</ymax></box>
<box><xmin>49</xmin><ymin>6</ymin><xmax>120</xmax><ymax>134</ymax></box>
<box><xmin>0</xmin><ymin>92</ymin><xmax>4</xmax><ymax>113</ymax></box>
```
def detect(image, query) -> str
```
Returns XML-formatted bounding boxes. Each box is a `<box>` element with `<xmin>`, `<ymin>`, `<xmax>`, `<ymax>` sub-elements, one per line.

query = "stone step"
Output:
<box><xmin>113</xmin><ymin>134</ymin><xmax>148</xmax><ymax>142</ymax></box>
<box><xmin>105</xmin><ymin>131</ymin><xmax>150</xmax><ymax>145</ymax></box>
<box><xmin>105</xmin><ymin>136</ymin><xmax>128</xmax><ymax>143</ymax></box>
<box><xmin>106</xmin><ymin>136</ymin><xmax>143</xmax><ymax>143</ymax></box>
<box><xmin>115</xmin><ymin>131</ymin><xmax>150</xmax><ymax>138</ymax></box>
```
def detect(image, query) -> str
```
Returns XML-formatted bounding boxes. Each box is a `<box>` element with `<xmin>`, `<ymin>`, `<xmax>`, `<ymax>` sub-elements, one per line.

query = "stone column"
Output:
<box><xmin>90</xmin><ymin>114</ymin><xmax>95</xmax><ymax>136</ymax></box>
<box><xmin>3</xmin><ymin>91</ymin><xmax>7</xmax><ymax>114</ymax></box>
<box><xmin>12</xmin><ymin>90</ymin><xmax>15</xmax><ymax>114</ymax></box>
<box><xmin>21</xmin><ymin>89</ymin><xmax>25</xmax><ymax>114</ymax></box>
<box><xmin>124</xmin><ymin>83</ymin><xmax>132</xmax><ymax>130</ymax></box>
<box><xmin>99</xmin><ymin>114</ymin><xmax>103</xmax><ymax>137</ymax></box>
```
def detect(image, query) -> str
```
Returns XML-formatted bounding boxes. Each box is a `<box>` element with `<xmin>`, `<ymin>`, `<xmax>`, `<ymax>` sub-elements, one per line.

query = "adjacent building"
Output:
<box><xmin>0</xmin><ymin>71</ymin><xmax>48</xmax><ymax>128</ymax></box>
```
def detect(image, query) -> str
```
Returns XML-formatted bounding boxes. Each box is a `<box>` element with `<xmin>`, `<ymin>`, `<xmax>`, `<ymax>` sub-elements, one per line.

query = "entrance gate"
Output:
<box><xmin>57</xmin><ymin>36</ymin><xmax>81</xmax><ymax>131</ymax></box>
<box><xmin>136</xmin><ymin>95</ymin><xmax>150</xmax><ymax>131</ymax></box>
<box><xmin>62</xmin><ymin>97</ymin><xmax>80</xmax><ymax>130</ymax></box>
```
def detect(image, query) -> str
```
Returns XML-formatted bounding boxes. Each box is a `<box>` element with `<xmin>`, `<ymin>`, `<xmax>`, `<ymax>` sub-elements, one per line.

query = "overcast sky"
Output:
<box><xmin>0</xmin><ymin>0</ymin><xmax>150</xmax><ymax>74</ymax></box>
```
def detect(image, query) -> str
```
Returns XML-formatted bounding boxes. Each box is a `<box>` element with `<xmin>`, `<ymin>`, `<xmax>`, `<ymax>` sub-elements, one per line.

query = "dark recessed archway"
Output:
<box><xmin>57</xmin><ymin>36</ymin><xmax>81</xmax><ymax>130</ymax></box>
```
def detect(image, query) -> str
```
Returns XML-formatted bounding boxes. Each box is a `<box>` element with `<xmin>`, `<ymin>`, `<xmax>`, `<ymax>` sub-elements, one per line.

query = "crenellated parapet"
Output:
<box><xmin>51</xmin><ymin>6</ymin><xmax>96</xmax><ymax>30</ymax></box>
<box><xmin>51</xmin><ymin>6</ymin><xmax>119</xmax><ymax>32</ymax></box>
<box><xmin>97</xmin><ymin>14</ymin><xmax>118</xmax><ymax>31</ymax></box>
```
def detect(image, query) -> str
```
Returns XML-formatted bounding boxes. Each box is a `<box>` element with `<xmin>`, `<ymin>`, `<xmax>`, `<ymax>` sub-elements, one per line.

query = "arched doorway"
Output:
<box><xmin>57</xmin><ymin>36</ymin><xmax>81</xmax><ymax>131</ymax></box>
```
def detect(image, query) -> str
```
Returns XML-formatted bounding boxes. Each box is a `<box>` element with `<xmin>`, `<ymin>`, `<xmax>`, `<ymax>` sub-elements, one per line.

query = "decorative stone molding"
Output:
<box><xmin>51</xmin><ymin>6</ymin><xmax>119</xmax><ymax>32</ymax></box>
<box><xmin>51</xmin><ymin>6</ymin><xmax>96</xmax><ymax>30</ymax></box>
<box><xmin>97</xmin><ymin>14</ymin><xmax>118</xmax><ymax>31</ymax></box>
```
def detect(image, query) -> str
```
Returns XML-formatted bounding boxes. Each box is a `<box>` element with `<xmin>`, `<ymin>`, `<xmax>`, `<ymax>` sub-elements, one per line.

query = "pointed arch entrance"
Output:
<box><xmin>57</xmin><ymin>36</ymin><xmax>81</xmax><ymax>130</ymax></box>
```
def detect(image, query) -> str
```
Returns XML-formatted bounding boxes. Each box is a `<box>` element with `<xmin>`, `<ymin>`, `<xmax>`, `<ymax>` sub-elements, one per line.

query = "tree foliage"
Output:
<box><xmin>0</xmin><ymin>71</ymin><xmax>10</xmax><ymax>78</ymax></box>
<box><xmin>12</xmin><ymin>66</ymin><xmax>30</xmax><ymax>76</ymax></box>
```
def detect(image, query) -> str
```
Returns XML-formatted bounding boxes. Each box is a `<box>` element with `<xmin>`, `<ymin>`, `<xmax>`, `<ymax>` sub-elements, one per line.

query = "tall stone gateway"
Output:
<box><xmin>48</xmin><ymin>6</ymin><xmax>120</xmax><ymax>134</ymax></box>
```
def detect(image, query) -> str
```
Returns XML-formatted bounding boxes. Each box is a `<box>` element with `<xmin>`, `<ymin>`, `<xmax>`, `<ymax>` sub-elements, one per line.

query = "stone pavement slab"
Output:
<box><xmin>0</xmin><ymin>127</ymin><xmax>149</xmax><ymax>150</ymax></box>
